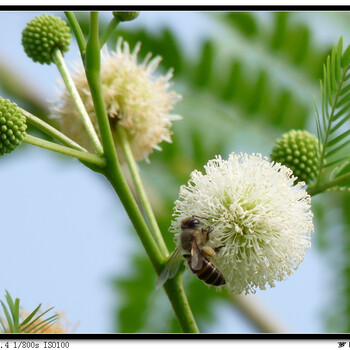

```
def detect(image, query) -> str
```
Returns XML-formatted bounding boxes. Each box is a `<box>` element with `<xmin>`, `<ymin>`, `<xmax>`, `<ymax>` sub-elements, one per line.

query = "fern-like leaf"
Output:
<box><xmin>19</xmin><ymin>307</ymin><xmax>57</xmax><ymax>333</ymax></box>
<box><xmin>0</xmin><ymin>291</ymin><xmax>59</xmax><ymax>334</ymax></box>
<box><xmin>316</xmin><ymin>37</ymin><xmax>350</xmax><ymax>186</ymax></box>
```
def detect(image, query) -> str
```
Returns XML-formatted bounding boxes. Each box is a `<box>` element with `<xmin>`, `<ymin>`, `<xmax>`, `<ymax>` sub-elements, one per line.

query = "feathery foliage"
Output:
<box><xmin>316</xmin><ymin>38</ymin><xmax>349</xmax><ymax>171</ymax></box>
<box><xmin>313</xmin><ymin>37</ymin><xmax>350</xmax><ymax>191</ymax></box>
<box><xmin>0</xmin><ymin>291</ymin><xmax>58</xmax><ymax>333</ymax></box>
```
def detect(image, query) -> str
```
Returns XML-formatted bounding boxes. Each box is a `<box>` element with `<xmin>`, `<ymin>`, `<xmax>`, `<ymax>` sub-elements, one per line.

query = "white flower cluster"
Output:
<box><xmin>171</xmin><ymin>153</ymin><xmax>314</xmax><ymax>294</ymax></box>
<box><xmin>52</xmin><ymin>38</ymin><xmax>182</xmax><ymax>162</ymax></box>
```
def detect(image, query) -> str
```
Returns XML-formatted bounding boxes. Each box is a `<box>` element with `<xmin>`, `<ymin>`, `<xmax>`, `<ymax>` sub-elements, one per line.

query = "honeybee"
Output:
<box><xmin>156</xmin><ymin>215</ymin><xmax>226</xmax><ymax>288</ymax></box>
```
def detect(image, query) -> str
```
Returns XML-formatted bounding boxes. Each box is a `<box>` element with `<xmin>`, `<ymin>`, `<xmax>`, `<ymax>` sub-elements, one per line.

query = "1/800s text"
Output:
<box><xmin>0</xmin><ymin>342</ymin><xmax>69</xmax><ymax>349</ymax></box>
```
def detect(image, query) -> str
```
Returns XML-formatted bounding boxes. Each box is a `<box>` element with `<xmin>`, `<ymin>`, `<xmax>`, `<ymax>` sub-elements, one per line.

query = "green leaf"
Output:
<box><xmin>333</xmin><ymin>103</ymin><xmax>350</xmax><ymax>121</ymax></box>
<box><xmin>324</xmin><ymin>156</ymin><xmax>350</xmax><ymax>169</ymax></box>
<box><xmin>326</xmin><ymin>59</ymin><xmax>332</xmax><ymax>105</ymax></box>
<box><xmin>225</xmin><ymin>12</ymin><xmax>258</xmax><ymax>38</ymax></box>
<box><xmin>339</xmin><ymin>82</ymin><xmax>350</xmax><ymax>97</ymax></box>
<box><xmin>335</xmin><ymin>90</ymin><xmax>350</xmax><ymax>109</ymax></box>
<box><xmin>19</xmin><ymin>307</ymin><xmax>55</xmax><ymax>333</ymax></box>
<box><xmin>314</xmin><ymin>36</ymin><xmax>350</xmax><ymax>191</ymax></box>
<box><xmin>331</xmin><ymin>47</ymin><xmax>338</xmax><ymax>92</ymax></box>
<box><xmin>326</xmin><ymin>139</ymin><xmax>350</xmax><ymax>159</ymax></box>
<box><xmin>332</xmin><ymin>160</ymin><xmax>350</xmax><ymax>180</ymax></box>
<box><xmin>320</xmin><ymin>80</ymin><xmax>328</xmax><ymax>132</ymax></box>
<box><xmin>0</xmin><ymin>317</ymin><xmax>7</xmax><ymax>333</ymax></box>
<box><xmin>13</xmin><ymin>299</ymin><xmax>19</xmax><ymax>332</ymax></box>
<box><xmin>19</xmin><ymin>304</ymin><xmax>42</xmax><ymax>328</ymax></box>
<box><xmin>32</xmin><ymin>317</ymin><xmax>58</xmax><ymax>334</ymax></box>
<box><xmin>0</xmin><ymin>301</ymin><xmax>14</xmax><ymax>333</ymax></box>
<box><xmin>270</xmin><ymin>12</ymin><xmax>289</xmax><ymax>50</ymax></box>
<box><xmin>342</xmin><ymin>44</ymin><xmax>350</xmax><ymax>68</ymax></box>
<box><xmin>314</xmin><ymin>108</ymin><xmax>323</xmax><ymax>152</ymax></box>
<box><xmin>194</xmin><ymin>40</ymin><xmax>214</xmax><ymax>87</ymax></box>
<box><xmin>3</xmin><ymin>292</ymin><xmax>20</xmax><ymax>332</ymax></box>
<box><xmin>336</xmin><ymin>37</ymin><xmax>343</xmax><ymax>81</ymax></box>
<box><xmin>328</xmin><ymin>130</ymin><xmax>350</xmax><ymax>148</ymax></box>
<box><xmin>24</xmin><ymin>314</ymin><xmax>58</xmax><ymax>334</ymax></box>
<box><xmin>332</xmin><ymin>116</ymin><xmax>350</xmax><ymax>138</ymax></box>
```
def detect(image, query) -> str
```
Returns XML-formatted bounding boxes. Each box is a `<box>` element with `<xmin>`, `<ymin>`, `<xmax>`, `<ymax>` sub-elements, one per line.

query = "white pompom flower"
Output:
<box><xmin>51</xmin><ymin>38</ymin><xmax>182</xmax><ymax>162</ymax></box>
<box><xmin>171</xmin><ymin>153</ymin><xmax>314</xmax><ymax>294</ymax></box>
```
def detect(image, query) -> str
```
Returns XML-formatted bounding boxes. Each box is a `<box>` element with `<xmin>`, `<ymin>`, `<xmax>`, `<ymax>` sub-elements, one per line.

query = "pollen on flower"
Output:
<box><xmin>51</xmin><ymin>38</ymin><xmax>182</xmax><ymax>162</ymax></box>
<box><xmin>171</xmin><ymin>153</ymin><xmax>314</xmax><ymax>295</ymax></box>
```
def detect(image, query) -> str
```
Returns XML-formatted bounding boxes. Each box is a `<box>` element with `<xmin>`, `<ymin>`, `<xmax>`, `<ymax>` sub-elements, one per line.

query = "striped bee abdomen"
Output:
<box><xmin>183</xmin><ymin>254</ymin><xmax>226</xmax><ymax>286</ymax></box>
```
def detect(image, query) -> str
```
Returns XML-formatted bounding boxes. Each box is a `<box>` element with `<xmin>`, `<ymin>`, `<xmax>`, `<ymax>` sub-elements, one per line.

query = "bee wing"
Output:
<box><xmin>156</xmin><ymin>247</ymin><xmax>183</xmax><ymax>289</ymax></box>
<box><xmin>191</xmin><ymin>240</ymin><xmax>203</xmax><ymax>271</ymax></box>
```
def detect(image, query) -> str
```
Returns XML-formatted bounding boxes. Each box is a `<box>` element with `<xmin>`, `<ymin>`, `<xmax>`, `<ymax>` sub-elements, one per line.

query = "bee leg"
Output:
<box><xmin>203</xmin><ymin>226</ymin><xmax>214</xmax><ymax>241</ymax></box>
<box><xmin>214</xmin><ymin>245</ymin><xmax>225</xmax><ymax>253</ymax></box>
<box><xmin>202</xmin><ymin>246</ymin><xmax>216</xmax><ymax>258</ymax></box>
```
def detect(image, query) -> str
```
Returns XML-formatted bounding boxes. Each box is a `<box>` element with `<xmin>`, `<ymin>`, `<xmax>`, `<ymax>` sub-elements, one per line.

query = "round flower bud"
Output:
<box><xmin>22</xmin><ymin>14</ymin><xmax>71</xmax><ymax>65</ymax></box>
<box><xmin>0</xmin><ymin>97</ymin><xmax>27</xmax><ymax>155</ymax></box>
<box><xmin>270</xmin><ymin>130</ymin><xmax>318</xmax><ymax>184</ymax></box>
<box><xmin>112</xmin><ymin>11</ymin><xmax>140</xmax><ymax>22</ymax></box>
<box><xmin>171</xmin><ymin>153</ymin><xmax>314</xmax><ymax>295</ymax></box>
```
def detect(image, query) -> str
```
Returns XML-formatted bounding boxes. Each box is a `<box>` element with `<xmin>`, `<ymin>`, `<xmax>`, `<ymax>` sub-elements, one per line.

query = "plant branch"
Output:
<box><xmin>24</xmin><ymin>134</ymin><xmax>106</xmax><ymax>168</ymax></box>
<box><xmin>115</xmin><ymin>124</ymin><xmax>169</xmax><ymax>257</ymax></box>
<box><xmin>64</xmin><ymin>11</ymin><xmax>86</xmax><ymax>58</ymax></box>
<box><xmin>84</xmin><ymin>12</ymin><xmax>198</xmax><ymax>333</ymax></box>
<box><xmin>20</xmin><ymin>108</ymin><xmax>87</xmax><ymax>152</ymax></box>
<box><xmin>230</xmin><ymin>294</ymin><xmax>288</xmax><ymax>333</ymax></box>
<box><xmin>100</xmin><ymin>16</ymin><xmax>119</xmax><ymax>48</ymax></box>
<box><xmin>308</xmin><ymin>172</ymin><xmax>350</xmax><ymax>196</ymax></box>
<box><xmin>52</xmin><ymin>47</ymin><xmax>103</xmax><ymax>155</ymax></box>
<box><xmin>85</xmin><ymin>12</ymin><xmax>163</xmax><ymax>269</ymax></box>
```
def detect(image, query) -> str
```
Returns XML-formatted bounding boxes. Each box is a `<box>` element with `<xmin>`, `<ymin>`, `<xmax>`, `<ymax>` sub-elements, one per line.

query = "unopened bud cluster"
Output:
<box><xmin>0</xmin><ymin>98</ymin><xmax>27</xmax><ymax>155</ymax></box>
<box><xmin>22</xmin><ymin>14</ymin><xmax>71</xmax><ymax>65</ymax></box>
<box><xmin>270</xmin><ymin>130</ymin><xmax>318</xmax><ymax>184</ymax></box>
<box><xmin>112</xmin><ymin>11</ymin><xmax>140</xmax><ymax>22</ymax></box>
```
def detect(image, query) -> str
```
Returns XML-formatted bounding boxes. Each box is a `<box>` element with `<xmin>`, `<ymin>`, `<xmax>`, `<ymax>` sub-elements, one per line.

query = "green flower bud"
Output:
<box><xmin>0</xmin><ymin>98</ymin><xmax>27</xmax><ymax>155</ymax></box>
<box><xmin>22</xmin><ymin>14</ymin><xmax>71</xmax><ymax>65</ymax></box>
<box><xmin>112</xmin><ymin>11</ymin><xmax>140</xmax><ymax>22</ymax></box>
<box><xmin>270</xmin><ymin>130</ymin><xmax>318</xmax><ymax>184</ymax></box>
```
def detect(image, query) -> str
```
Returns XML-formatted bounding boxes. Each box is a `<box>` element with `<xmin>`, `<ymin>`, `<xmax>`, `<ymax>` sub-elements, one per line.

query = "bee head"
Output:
<box><xmin>181</xmin><ymin>216</ymin><xmax>201</xmax><ymax>229</ymax></box>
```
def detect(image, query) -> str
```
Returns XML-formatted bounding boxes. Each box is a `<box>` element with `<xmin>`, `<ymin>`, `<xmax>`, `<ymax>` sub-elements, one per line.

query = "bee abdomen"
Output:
<box><xmin>184</xmin><ymin>254</ymin><xmax>226</xmax><ymax>286</ymax></box>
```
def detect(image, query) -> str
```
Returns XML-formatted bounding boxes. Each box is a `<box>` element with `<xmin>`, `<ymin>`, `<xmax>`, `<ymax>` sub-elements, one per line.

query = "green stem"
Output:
<box><xmin>85</xmin><ymin>12</ymin><xmax>162</xmax><ymax>266</ymax></box>
<box><xmin>106</xmin><ymin>167</ymin><xmax>199</xmax><ymax>333</ymax></box>
<box><xmin>84</xmin><ymin>12</ymin><xmax>198</xmax><ymax>333</ymax></box>
<box><xmin>163</xmin><ymin>276</ymin><xmax>199</xmax><ymax>333</ymax></box>
<box><xmin>64</xmin><ymin>11</ymin><xmax>86</xmax><ymax>58</ymax></box>
<box><xmin>24</xmin><ymin>134</ymin><xmax>106</xmax><ymax>168</ymax></box>
<box><xmin>115</xmin><ymin>123</ymin><xmax>169</xmax><ymax>257</ymax></box>
<box><xmin>100</xmin><ymin>17</ymin><xmax>119</xmax><ymax>48</ymax></box>
<box><xmin>52</xmin><ymin>48</ymin><xmax>103</xmax><ymax>155</ymax></box>
<box><xmin>308</xmin><ymin>172</ymin><xmax>350</xmax><ymax>196</ymax></box>
<box><xmin>20</xmin><ymin>108</ymin><xmax>87</xmax><ymax>152</ymax></box>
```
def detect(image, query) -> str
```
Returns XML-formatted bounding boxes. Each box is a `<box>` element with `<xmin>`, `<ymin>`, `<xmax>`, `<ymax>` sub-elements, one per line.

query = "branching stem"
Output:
<box><xmin>52</xmin><ymin>47</ymin><xmax>103</xmax><ymax>155</ymax></box>
<box><xmin>64</xmin><ymin>12</ymin><xmax>86</xmax><ymax>58</ymax></box>
<box><xmin>308</xmin><ymin>172</ymin><xmax>350</xmax><ymax>196</ymax></box>
<box><xmin>24</xmin><ymin>134</ymin><xmax>106</xmax><ymax>167</ymax></box>
<box><xmin>84</xmin><ymin>12</ymin><xmax>198</xmax><ymax>333</ymax></box>
<box><xmin>21</xmin><ymin>108</ymin><xmax>87</xmax><ymax>152</ymax></box>
<box><xmin>100</xmin><ymin>16</ymin><xmax>119</xmax><ymax>48</ymax></box>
